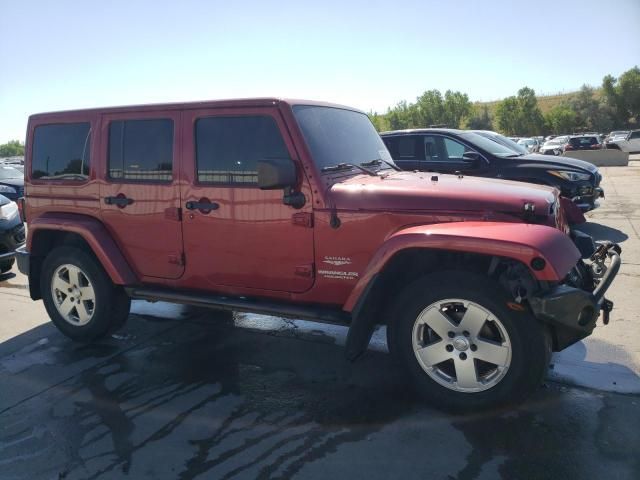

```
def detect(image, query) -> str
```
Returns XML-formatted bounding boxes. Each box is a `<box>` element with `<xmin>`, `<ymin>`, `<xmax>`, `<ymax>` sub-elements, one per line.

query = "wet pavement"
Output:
<box><xmin>1</xmin><ymin>306</ymin><xmax>639</xmax><ymax>480</ymax></box>
<box><xmin>1</xmin><ymin>160</ymin><xmax>640</xmax><ymax>479</ymax></box>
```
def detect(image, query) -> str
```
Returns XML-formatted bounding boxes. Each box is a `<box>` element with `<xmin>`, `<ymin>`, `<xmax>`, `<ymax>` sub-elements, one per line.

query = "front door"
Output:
<box><xmin>180</xmin><ymin>107</ymin><xmax>315</xmax><ymax>293</ymax></box>
<box><xmin>100</xmin><ymin>111</ymin><xmax>184</xmax><ymax>279</ymax></box>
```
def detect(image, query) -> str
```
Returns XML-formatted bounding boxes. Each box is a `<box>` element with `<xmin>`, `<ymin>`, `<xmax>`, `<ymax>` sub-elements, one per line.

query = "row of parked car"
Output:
<box><xmin>3</xmin><ymin>98</ymin><xmax>622</xmax><ymax>411</ymax></box>
<box><xmin>0</xmin><ymin>157</ymin><xmax>25</xmax><ymax>273</ymax></box>
<box><xmin>505</xmin><ymin>130</ymin><xmax>640</xmax><ymax>157</ymax></box>
<box><xmin>379</xmin><ymin>128</ymin><xmax>603</xmax><ymax>221</ymax></box>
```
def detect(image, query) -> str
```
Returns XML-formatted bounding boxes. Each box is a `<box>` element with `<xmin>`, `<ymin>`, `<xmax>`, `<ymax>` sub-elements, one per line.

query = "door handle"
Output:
<box><xmin>185</xmin><ymin>199</ymin><xmax>219</xmax><ymax>213</ymax></box>
<box><xmin>105</xmin><ymin>195</ymin><xmax>134</xmax><ymax>208</ymax></box>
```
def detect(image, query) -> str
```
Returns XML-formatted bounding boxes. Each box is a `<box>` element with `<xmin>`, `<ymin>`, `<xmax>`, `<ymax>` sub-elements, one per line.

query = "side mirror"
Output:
<box><xmin>258</xmin><ymin>158</ymin><xmax>297</xmax><ymax>190</ymax></box>
<box><xmin>462</xmin><ymin>151</ymin><xmax>482</xmax><ymax>166</ymax></box>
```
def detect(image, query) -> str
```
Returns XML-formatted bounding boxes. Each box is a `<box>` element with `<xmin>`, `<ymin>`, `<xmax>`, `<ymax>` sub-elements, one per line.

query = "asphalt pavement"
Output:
<box><xmin>1</xmin><ymin>159</ymin><xmax>639</xmax><ymax>479</ymax></box>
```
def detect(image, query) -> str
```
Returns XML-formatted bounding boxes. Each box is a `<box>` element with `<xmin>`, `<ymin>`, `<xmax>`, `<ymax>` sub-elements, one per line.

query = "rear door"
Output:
<box><xmin>100</xmin><ymin>111</ymin><xmax>184</xmax><ymax>279</ymax></box>
<box><xmin>180</xmin><ymin>106</ymin><xmax>315</xmax><ymax>293</ymax></box>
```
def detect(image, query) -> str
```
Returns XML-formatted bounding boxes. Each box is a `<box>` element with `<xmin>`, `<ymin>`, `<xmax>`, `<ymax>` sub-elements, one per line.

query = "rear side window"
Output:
<box><xmin>195</xmin><ymin>116</ymin><xmax>289</xmax><ymax>185</ymax></box>
<box><xmin>108</xmin><ymin>119</ymin><xmax>173</xmax><ymax>182</ymax></box>
<box><xmin>32</xmin><ymin>123</ymin><xmax>91</xmax><ymax>180</ymax></box>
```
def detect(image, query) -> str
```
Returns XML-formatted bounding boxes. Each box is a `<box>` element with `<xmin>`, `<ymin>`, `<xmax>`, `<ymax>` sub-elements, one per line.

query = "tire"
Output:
<box><xmin>41</xmin><ymin>246</ymin><xmax>131</xmax><ymax>341</ymax></box>
<box><xmin>388</xmin><ymin>271</ymin><xmax>550</xmax><ymax>411</ymax></box>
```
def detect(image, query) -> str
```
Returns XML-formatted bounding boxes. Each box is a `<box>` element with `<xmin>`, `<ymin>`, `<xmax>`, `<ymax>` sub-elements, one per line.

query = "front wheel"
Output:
<box><xmin>388</xmin><ymin>271</ymin><xmax>550</xmax><ymax>411</ymax></box>
<box><xmin>41</xmin><ymin>246</ymin><xmax>131</xmax><ymax>341</ymax></box>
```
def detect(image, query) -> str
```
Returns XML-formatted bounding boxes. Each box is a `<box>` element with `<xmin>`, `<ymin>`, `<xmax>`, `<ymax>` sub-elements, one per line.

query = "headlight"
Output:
<box><xmin>0</xmin><ymin>185</ymin><xmax>17</xmax><ymax>194</ymax></box>
<box><xmin>548</xmin><ymin>170</ymin><xmax>592</xmax><ymax>182</ymax></box>
<box><xmin>0</xmin><ymin>202</ymin><xmax>19</xmax><ymax>221</ymax></box>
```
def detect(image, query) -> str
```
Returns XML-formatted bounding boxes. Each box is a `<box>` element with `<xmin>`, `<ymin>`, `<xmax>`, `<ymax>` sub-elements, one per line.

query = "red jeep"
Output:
<box><xmin>16</xmin><ymin>99</ymin><xmax>621</xmax><ymax>410</ymax></box>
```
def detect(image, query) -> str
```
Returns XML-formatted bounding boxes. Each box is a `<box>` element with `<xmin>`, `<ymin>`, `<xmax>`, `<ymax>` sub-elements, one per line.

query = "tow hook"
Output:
<box><xmin>601</xmin><ymin>298</ymin><xmax>613</xmax><ymax>325</ymax></box>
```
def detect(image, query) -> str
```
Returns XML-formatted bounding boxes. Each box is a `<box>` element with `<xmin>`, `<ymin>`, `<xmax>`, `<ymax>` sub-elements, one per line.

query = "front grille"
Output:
<box><xmin>578</xmin><ymin>186</ymin><xmax>594</xmax><ymax>196</ymax></box>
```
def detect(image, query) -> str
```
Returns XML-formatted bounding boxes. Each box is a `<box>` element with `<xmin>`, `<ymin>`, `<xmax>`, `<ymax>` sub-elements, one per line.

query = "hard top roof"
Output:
<box><xmin>28</xmin><ymin>98</ymin><xmax>363</xmax><ymax>121</ymax></box>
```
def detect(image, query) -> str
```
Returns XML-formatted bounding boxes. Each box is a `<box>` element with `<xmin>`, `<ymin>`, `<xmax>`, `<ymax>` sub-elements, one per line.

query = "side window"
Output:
<box><xmin>423</xmin><ymin>136</ymin><xmax>440</xmax><ymax>161</ymax></box>
<box><xmin>32</xmin><ymin>123</ymin><xmax>91</xmax><ymax>180</ymax></box>
<box><xmin>108</xmin><ymin>119</ymin><xmax>173</xmax><ymax>182</ymax></box>
<box><xmin>442</xmin><ymin>138</ymin><xmax>467</xmax><ymax>161</ymax></box>
<box><xmin>195</xmin><ymin>115</ymin><xmax>289</xmax><ymax>185</ymax></box>
<box><xmin>385</xmin><ymin>136</ymin><xmax>424</xmax><ymax>160</ymax></box>
<box><xmin>630</xmin><ymin>131</ymin><xmax>640</xmax><ymax>139</ymax></box>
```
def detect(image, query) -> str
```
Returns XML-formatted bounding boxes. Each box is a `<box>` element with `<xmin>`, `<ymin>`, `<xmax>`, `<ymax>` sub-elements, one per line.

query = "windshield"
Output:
<box><xmin>459</xmin><ymin>132</ymin><xmax>522</xmax><ymax>157</ymax></box>
<box><xmin>292</xmin><ymin>105</ymin><xmax>394</xmax><ymax>171</ymax></box>
<box><xmin>548</xmin><ymin>136</ymin><xmax>568</xmax><ymax>145</ymax></box>
<box><xmin>475</xmin><ymin>132</ymin><xmax>528</xmax><ymax>155</ymax></box>
<box><xmin>0</xmin><ymin>165</ymin><xmax>23</xmax><ymax>179</ymax></box>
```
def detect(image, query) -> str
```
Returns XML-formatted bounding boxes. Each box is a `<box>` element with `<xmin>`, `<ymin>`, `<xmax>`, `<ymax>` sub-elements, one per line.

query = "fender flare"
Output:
<box><xmin>343</xmin><ymin>221</ymin><xmax>580</xmax><ymax>361</ymax></box>
<box><xmin>27</xmin><ymin>212</ymin><xmax>137</xmax><ymax>285</ymax></box>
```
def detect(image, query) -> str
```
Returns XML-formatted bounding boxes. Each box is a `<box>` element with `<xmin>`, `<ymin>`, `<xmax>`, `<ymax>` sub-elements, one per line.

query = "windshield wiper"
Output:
<box><xmin>320</xmin><ymin>162</ymin><xmax>378</xmax><ymax>176</ymax></box>
<box><xmin>360</xmin><ymin>158</ymin><xmax>401</xmax><ymax>171</ymax></box>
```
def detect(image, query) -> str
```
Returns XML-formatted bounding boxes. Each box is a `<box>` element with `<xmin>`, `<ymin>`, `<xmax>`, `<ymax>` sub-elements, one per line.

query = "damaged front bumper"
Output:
<box><xmin>529</xmin><ymin>241</ymin><xmax>621</xmax><ymax>350</ymax></box>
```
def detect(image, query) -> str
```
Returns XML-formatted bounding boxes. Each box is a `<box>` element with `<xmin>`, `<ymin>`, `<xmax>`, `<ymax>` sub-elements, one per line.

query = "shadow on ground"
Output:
<box><xmin>575</xmin><ymin>221</ymin><xmax>629</xmax><ymax>243</ymax></box>
<box><xmin>0</xmin><ymin>310</ymin><xmax>638</xmax><ymax>480</ymax></box>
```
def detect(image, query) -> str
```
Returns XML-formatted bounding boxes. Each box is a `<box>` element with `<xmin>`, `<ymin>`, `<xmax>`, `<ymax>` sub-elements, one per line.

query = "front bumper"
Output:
<box><xmin>15</xmin><ymin>245</ymin><xmax>29</xmax><ymax>275</ymax></box>
<box><xmin>529</xmin><ymin>242</ymin><xmax>621</xmax><ymax>350</ymax></box>
<box><xmin>0</xmin><ymin>220</ymin><xmax>25</xmax><ymax>265</ymax></box>
<box><xmin>570</xmin><ymin>186</ymin><xmax>604</xmax><ymax>212</ymax></box>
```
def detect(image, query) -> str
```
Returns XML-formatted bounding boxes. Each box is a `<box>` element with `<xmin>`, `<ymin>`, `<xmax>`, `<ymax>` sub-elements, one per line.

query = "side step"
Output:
<box><xmin>125</xmin><ymin>287</ymin><xmax>351</xmax><ymax>325</ymax></box>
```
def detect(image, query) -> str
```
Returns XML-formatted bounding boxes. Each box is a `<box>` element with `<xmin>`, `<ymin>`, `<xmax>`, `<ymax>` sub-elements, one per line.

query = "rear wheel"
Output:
<box><xmin>388</xmin><ymin>271</ymin><xmax>550</xmax><ymax>411</ymax></box>
<box><xmin>41</xmin><ymin>246</ymin><xmax>131</xmax><ymax>341</ymax></box>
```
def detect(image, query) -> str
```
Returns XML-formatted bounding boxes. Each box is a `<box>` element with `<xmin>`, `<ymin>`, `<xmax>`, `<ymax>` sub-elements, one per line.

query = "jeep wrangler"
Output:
<box><xmin>16</xmin><ymin>99</ymin><xmax>621</xmax><ymax>410</ymax></box>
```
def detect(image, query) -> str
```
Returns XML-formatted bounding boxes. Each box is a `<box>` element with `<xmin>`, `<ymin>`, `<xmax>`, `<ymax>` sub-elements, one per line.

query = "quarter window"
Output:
<box><xmin>32</xmin><ymin>123</ymin><xmax>91</xmax><ymax>180</ymax></box>
<box><xmin>195</xmin><ymin>115</ymin><xmax>289</xmax><ymax>185</ymax></box>
<box><xmin>108</xmin><ymin>119</ymin><xmax>173</xmax><ymax>182</ymax></box>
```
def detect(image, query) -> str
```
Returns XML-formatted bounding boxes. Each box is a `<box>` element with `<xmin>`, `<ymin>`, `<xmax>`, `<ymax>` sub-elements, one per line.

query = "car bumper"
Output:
<box><xmin>529</xmin><ymin>242</ymin><xmax>621</xmax><ymax>350</ymax></box>
<box><xmin>0</xmin><ymin>220</ymin><xmax>25</xmax><ymax>265</ymax></box>
<box><xmin>15</xmin><ymin>245</ymin><xmax>29</xmax><ymax>275</ymax></box>
<box><xmin>570</xmin><ymin>186</ymin><xmax>604</xmax><ymax>212</ymax></box>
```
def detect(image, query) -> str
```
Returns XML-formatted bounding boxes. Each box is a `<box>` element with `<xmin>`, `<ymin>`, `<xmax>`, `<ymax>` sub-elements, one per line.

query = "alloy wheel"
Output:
<box><xmin>412</xmin><ymin>298</ymin><xmax>512</xmax><ymax>393</ymax></box>
<box><xmin>51</xmin><ymin>264</ymin><xmax>96</xmax><ymax>326</ymax></box>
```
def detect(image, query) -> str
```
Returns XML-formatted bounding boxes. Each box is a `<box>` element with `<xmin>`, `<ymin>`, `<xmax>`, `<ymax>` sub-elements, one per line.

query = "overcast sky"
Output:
<box><xmin>1</xmin><ymin>0</ymin><xmax>639</xmax><ymax>143</ymax></box>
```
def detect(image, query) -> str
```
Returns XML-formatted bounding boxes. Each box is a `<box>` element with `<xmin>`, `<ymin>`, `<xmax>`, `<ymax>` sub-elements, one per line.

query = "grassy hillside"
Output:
<box><xmin>476</xmin><ymin>89</ymin><xmax>602</xmax><ymax>116</ymax></box>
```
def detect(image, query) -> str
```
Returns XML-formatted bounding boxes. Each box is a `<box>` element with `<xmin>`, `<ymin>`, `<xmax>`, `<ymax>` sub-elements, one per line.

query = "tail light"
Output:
<box><xmin>18</xmin><ymin>197</ymin><xmax>26</xmax><ymax>223</ymax></box>
<box><xmin>590</xmin><ymin>144</ymin><xmax>601</xmax><ymax>149</ymax></box>
<box><xmin>565</xmin><ymin>145</ymin><xmax>574</xmax><ymax>151</ymax></box>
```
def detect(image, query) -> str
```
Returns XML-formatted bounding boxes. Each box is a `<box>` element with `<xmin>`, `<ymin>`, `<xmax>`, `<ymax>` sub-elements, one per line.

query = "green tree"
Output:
<box><xmin>0</xmin><ymin>140</ymin><xmax>24</xmax><ymax>157</ymax></box>
<box><xmin>544</xmin><ymin>104</ymin><xmax>577</xmax><ymax>134</ymax></box>
<box><xmin>368</xmin><ymin>111</ymin><xmax>389</xmax><ymax>132</ymax></box>
<box><xmin>495</xmin><ymin>96</ymin><xmax>521</xmax><ymax>135</ymax></box>
<box><xmin>386</xmin><ymin>100</ymin><xmax>416</xmax><ymax>130</ymax></box>
<box><xmin>443</xmin><ymin>90</ymin><xmax>472</xmax><ymax>128</ymax></box>
<box><xmin>602</xmin><ymin>66</ymin><xmax>640</xmax><ymax>128</ymax></box>
<box><xmin>414</xmin><ymin>90</ymin><xmax>445</xmax><ymax>127</ymax></box>
<box><xmin>495</xmin><ymin>87</ymin><xmax>544</xmax><ymax>135</ymax></box>
<box><xmin>516</xmin><ymin>87</ymin><xmax>545</xmax><ymax>135</ymax></box>
<box><xmin>568</xmin><ymin>85</ymin><xmax>613</xmax><ymax>132</ymax></box>
<box><xmin>463</xmin><ymin>105</ymin><xmax>493</xmax><ymax>130</ymax></box>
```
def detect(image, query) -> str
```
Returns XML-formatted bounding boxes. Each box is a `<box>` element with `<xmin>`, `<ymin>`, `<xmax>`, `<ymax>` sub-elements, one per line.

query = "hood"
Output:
<box><xmin>0</xmin><ymin>177</ymin><xmax>24</xmax><ymax>188</ymax></box>
<box><xmin>330</xmin><ymin>171</ymin><xmax>557</xmax><ymax>215</ymax></box>
<box><xmin>511</xmin><ymin>153</ymin><xmax>598</xmax><ymax>173</ymax></box>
